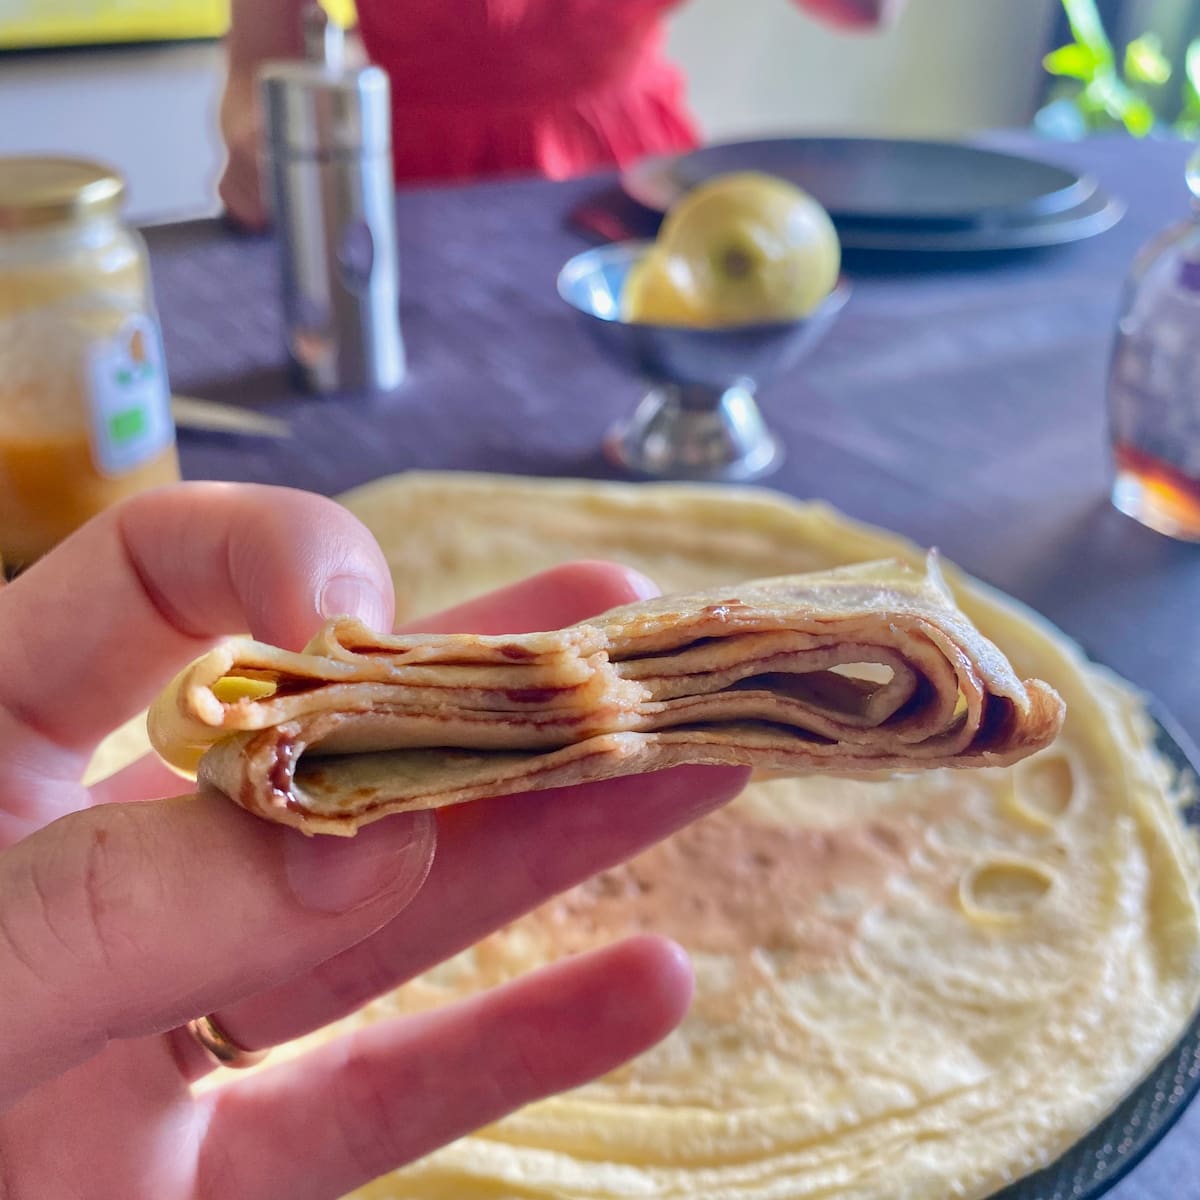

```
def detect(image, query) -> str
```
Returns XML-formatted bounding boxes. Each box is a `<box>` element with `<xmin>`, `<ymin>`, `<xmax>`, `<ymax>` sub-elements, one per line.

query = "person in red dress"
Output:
<box><xmin>219</xmin><ymin>0</ymin><xmax>904</xmax><ymax>228</ymax></box>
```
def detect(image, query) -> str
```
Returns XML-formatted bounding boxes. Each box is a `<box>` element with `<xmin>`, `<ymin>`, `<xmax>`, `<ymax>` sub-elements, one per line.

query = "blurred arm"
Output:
<box><xmin>219</xmin><ymin>0</ymin><xmax>308</xmax><ymax>228</ymax></box>
<box><xmin>226</xmin><ymin>0</ymin><xmax>307</xmax><ymax>71</ymax></box>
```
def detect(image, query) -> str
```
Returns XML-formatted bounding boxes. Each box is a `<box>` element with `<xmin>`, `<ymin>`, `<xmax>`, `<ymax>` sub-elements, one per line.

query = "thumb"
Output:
<box><xmin>0</xmin><ymin>482</ymin><xmax>394</xmax><ymax>767</ymax></box>
<box><xmin>0</xmin><ymin>793</ymin><xmax>434</xmax><ymax>1113</ymax></box>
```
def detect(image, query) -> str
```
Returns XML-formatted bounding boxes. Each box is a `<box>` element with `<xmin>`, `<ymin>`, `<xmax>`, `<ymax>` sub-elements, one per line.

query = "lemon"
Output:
<box><xmin>619</xmin><ymin>248</ymin><xmax>704</xmax><ymax>325</ymax></box>
<box><xmin>623</xmin><ymin>171</ymin><xmax>840</xmax><ymax>327</ymax></box>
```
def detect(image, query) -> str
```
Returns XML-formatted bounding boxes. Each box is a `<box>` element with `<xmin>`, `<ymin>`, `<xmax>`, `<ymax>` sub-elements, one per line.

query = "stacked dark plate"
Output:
<box><xmin>620</xmin><ymin>136</ymin><xmax>1124</xmax><ymax>253</ymax></box>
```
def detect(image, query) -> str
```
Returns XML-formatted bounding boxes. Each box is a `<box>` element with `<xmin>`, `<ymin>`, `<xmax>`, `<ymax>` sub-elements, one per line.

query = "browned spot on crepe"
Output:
<box><xmin>532</xmin><ymin>805</ymin><xmax>921</xmax><ymax>969</ymax></box>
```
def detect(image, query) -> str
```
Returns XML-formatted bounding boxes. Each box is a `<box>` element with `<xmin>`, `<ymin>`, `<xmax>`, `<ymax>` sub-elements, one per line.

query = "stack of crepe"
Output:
<box><xmin>165</xmin><ymin>473</ymin><xmax>1200</xmax><ymax>1200</ymax></box>
<box><xmin>150</xmin><ymin>557</ymin><xmax>1064</xmax><ymax>835</ymax></box>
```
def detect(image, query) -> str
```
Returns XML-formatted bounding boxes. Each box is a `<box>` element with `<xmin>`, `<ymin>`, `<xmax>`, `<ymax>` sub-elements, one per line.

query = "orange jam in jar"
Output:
<box><xmin>0</xmin><ymin>157</ymin><xmax>180</xmax><ymax>568</ymax></box>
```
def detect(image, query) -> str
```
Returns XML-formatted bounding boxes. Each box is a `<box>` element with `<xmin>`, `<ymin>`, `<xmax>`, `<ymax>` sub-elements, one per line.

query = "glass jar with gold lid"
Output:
<box><xmin>0</xmin><ymin>156</ymin><xmax>179</xmax><ymax>568</ymax></box>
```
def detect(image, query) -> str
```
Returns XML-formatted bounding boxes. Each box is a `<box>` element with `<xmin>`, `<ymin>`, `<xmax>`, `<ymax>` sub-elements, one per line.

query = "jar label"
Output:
<box><xmin>85</xmin><ymin>314</ymin><xmax>175</xmax><ymax>478</ymax></box>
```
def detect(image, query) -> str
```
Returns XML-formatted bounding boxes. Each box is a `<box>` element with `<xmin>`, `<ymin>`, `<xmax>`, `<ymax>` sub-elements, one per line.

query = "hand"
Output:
<box><xmin>0</xmin><ymin>482</ymin><xmax>746</xmax><ymax>1199</ymax></box>
<box><xmin>218</xmin><ymin>67</ymin><xmax>270</xmax><ymax>231</ymax></box>
<box><xmin>798</xmin><ymin>0</ymin><xmax>905</xmax><ymax>29</ymax></box>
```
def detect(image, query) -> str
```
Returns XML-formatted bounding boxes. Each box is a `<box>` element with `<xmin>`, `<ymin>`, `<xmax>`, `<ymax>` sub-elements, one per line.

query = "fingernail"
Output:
<box><xmin>321</xmin><ymin>574</ymin><xmax>390</xmax><ymax>632</ymax></box>
<box><xmin>283</xmin><ymin>812</ymin><xmax>434</xmax><ymax>913</ymax></box>
<box><xmin>623</xmin><ymin>568</ymin><xmax>660</xmax><ymax>602</ymax></box>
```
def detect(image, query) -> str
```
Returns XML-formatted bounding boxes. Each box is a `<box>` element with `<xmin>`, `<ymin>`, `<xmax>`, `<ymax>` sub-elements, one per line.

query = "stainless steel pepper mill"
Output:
<box><xmin>259</xmin><ymin>6</ymin><xmax>405</xmax><ymax>394</ymax></box>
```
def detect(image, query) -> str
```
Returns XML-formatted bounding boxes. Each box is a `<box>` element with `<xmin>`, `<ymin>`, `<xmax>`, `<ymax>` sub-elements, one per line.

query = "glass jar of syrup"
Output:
<box><xmin>0</xmin><ymin>157</ymin><xmax>180</xmax><ymax>569</ymax></box>
<box><xmin>1108</xmin><ymin>148</ymin><xmax>1200</xmax><ymax>541</ymax></box>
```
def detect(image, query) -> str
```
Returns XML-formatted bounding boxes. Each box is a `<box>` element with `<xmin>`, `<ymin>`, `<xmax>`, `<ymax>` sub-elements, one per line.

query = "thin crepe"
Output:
<box><xmin>149</xmin><ymin>556</ymin><xmax>1063</xmax><ymax>836</ymax></box>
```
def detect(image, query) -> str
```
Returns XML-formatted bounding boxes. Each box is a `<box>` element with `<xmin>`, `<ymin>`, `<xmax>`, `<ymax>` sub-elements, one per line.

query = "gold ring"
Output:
<box><xmin>183</xmin><ymin>1014</ymin><xmax>269</xmax><ymax>1070</ymax></box>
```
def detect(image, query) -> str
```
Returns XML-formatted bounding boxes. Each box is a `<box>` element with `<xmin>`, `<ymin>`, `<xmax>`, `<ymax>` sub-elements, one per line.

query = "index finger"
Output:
<box><xmin>400</xmin><ymin>560</ymin><xmax>658</xmax><ymax>635</ymax></box>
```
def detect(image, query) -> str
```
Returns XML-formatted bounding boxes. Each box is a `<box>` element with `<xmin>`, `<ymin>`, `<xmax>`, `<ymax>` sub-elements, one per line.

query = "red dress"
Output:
<box><xmin>354</xmin><ymin>0</ymin><xmax>698</xmax><ymax>184</ymax></box>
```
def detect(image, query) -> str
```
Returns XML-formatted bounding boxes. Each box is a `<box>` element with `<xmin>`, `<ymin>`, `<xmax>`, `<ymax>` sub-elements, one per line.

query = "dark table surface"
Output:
<box><xmin>146</xmin><ymin>132</ymin><xmax>1200</xmax><ymax>1198</ymax></box>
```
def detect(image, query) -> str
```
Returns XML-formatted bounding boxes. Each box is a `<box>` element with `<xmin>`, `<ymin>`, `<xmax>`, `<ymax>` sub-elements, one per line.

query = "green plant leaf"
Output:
<box><xmin>1085</xmin><ymin>73</ymin><xmax>1156</xmax><ymax>134</ymax></box>
<box><xmin>1086</xmin><ymin>72</ymin><xmax>1129</xmax><ymax>115</ymax></box>
<box><xmin>1186</xmin><ymin>37</ymin><xmax>1200</xmax><ymax>93</ymax></box>
<box><xmin>1061</xmin><ymin>0</ymin><xmax>1114</xmax><ymax>62</ymax></box>
<box><xmin>1125</xmin><ymin>33</ymin><xmax>1171</xmax><ymax>85</ymax></box>
<box><xmin>1037</xmin><ymin>1</ymin><xmax>1176</xmax><ymax>135</ymax></box>
<box><xmin>1174</xmin><ymin>38</ymin><xmax>1200</xmax><ymax>131</ymax></box>
<box><xmin>1044</xmin><ymin>41</ymin><xmax>1102</xmax><ymax>79</ymax></box>
<box><xmin>1119</xmin><ymin>93</ymin><xmax>1157</xmax><ymax>134</ymax></box>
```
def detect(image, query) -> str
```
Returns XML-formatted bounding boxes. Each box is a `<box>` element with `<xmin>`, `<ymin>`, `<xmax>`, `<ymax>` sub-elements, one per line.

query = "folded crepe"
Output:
<box><xmin>148</xmin><ymin>557</ymin><xmax>1064</xmax><ymax>836</ymax></box>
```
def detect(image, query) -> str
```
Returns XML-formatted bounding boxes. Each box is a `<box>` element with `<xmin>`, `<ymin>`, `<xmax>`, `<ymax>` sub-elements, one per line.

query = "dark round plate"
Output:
<box><xmin>989</xmin><ymin>706</ymin><xmax>1200</xmax><ymax>1200</ymax></box>
<box><xmin>623</xmin><ymin>137</ymin><xmax>1096</xmax><ymax>227</ymax></box>
<box><xmin>832</xmin><ymin>188</ymin><xmax>1125</xmax><ymax>254</ymax></box>
<box><xmin>619</xmin><ymin>152</ymin><xmax>1123</xmax><ymax>253</ymax></box>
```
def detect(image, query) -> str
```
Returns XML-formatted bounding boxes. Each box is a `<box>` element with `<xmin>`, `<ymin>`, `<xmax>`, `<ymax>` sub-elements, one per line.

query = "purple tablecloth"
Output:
<box><xmin>146</xmin><ymin>133</ymin><xmax>1200</xmax><ymax>1198</ymax></box>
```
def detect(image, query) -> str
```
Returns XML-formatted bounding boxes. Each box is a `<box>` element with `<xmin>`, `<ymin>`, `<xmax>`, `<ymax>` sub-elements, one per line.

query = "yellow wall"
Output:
<box><xmin>0</xmin><ymin>0</ymin><xmax>356</xmax><ymax>50</ymax></box>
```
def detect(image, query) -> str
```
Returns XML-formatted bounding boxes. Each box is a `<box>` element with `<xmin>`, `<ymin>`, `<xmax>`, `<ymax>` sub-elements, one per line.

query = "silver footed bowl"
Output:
<box><xmin>557</xmin><ymin>239</ymin><xmax>850</xmax><ymax>482</ymax></box>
